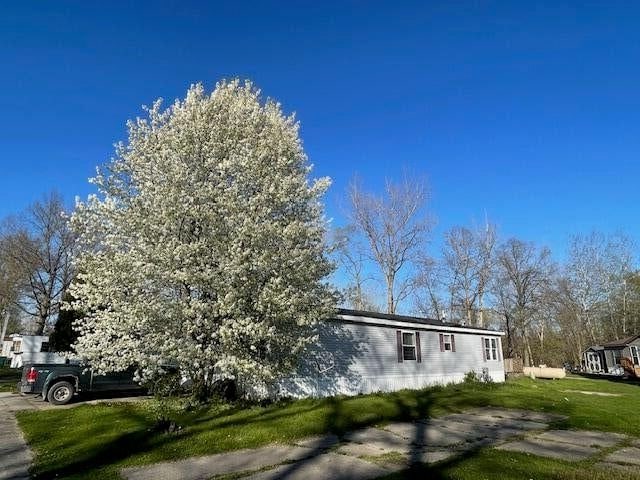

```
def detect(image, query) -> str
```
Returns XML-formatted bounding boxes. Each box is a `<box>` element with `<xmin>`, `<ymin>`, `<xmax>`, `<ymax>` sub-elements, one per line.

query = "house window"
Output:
<box><xmin>439</xmin><ymin>333</ymin><xmax>456</xmax><ymax>352</ymax></box>
<box><xmin>402</xmin><ymin>332</ymin><xmax>416</xmax><ymax>361</ymax></box>
<box><xmin>613</xmin><ymin>349</ymin><xmax>622</xmax><ymax>365</ymax></box>
<box><xmin>631</xmin><ymin>346</ymin><xmax>640</xmax><ymax>366</ymax></box>
<box><xmin>484</xmin><ymin>338</ymin><xmax>498</xmax><ymax>361</ymax></box>
<box><xmin>12</xmin><ymin>340</ymin><xmax>21</xmax><ymax>353</ymax></box>
<box><xmin>40</xmin><ymin>342</ymin><xmax>50</xmax><ymax>353</ymax></box>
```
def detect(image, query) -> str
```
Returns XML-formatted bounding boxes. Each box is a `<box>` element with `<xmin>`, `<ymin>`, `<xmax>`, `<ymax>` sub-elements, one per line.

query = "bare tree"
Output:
<box><xmin>332</xmin><ymin>226</ymin><xmax>378</xmax><ymax>311</ymax></box>
<box><xmin>601</xmin><ymin>233</ymin><xmax>635</xmax><ymax>337</ymax></box>
<box><xmin>476</xmin><ymin>223</ymin><xmax>497</xmax><ymax>327</ymax></box>
<box><xmin>0</xmin><ymin>231</ymin><xmax>33</xmax><ymax>338</ymax></box>
<box><xmin>441</xmin><ymin>223</ymin><xmax>496</xmax><ymax>327</ymax></box>
<box><xmin>413</xmin><ymin>255</ymin><xmax>446</xmax><ymax>320</ymax></box>
<box><xmin>558</xmin><ymin>231</ymin><xmax>637</xmax><ymax>355</ymax></box>
<box><xmin>4</xmin><ymin>193</ymin><xmax>75</xmax><ymax>335</ymax></box>
<box><xmin>553</xmin><ymin>277</ymin><xmax>590</xmax><ymax>363</ymax></box>
<box><xmin>562</xmin><ymin>232</ymin><xmax>618</xmax><ymax>346</ymax></box>
<box><xmin>492</xmin><ymin>238</ymin><xmax>554</xmax><ymax>366</ymax></box>
<box><xmin>347</xmin><ymin>175</ymin><xmax>432</xmax><ymax>314</ymax></box>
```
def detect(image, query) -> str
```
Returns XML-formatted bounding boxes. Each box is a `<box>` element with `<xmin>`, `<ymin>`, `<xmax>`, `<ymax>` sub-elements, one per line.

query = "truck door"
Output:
<box><xmin>90</xmin><ymin>368</ymin><xmax>139</xmax><ymax>391</ymax></box>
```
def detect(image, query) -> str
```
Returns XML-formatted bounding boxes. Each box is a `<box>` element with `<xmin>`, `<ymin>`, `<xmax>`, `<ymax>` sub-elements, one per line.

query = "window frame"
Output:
<box><xmin>613</xmin><ymin>349</ymin><xmax>623</xmax><ymax>365</ymax></box>
<box><xmin>401</xmin><ymin>331</ymin><xmax>417</xmax><ymax>361</ymax></box>
<box><xmin>439</xmin><ymin>333</ymin><xmax>456</xmax><ymax>353</ymax></box>
<box><xmin>631</xmin><ymin>346</ymin><xmax>640</xmax><ymax>366</ymax></box>
<box><xmin>484</xmin><ymin>338</ymin><xmax>498</xmax><ymax>361</ymax></box>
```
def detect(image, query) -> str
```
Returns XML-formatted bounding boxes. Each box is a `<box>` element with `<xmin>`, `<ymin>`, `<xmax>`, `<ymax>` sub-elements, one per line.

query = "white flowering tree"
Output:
<box><xmin>70</xmin><ymin>80</ymin><xmax>336</xmax><ymax>398</ymax></box>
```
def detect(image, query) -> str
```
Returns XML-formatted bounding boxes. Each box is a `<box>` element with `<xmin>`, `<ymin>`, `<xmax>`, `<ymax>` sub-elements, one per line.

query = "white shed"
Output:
<box><xmin>274</xmin><ymin>309</ymin><xmax>505</xmax><ymax>398</ymax></box>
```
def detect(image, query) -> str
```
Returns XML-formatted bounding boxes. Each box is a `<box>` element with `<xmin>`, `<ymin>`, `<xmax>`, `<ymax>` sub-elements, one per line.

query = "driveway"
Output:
<box><xmin>0</xmin><ymin>393</ymin><xmax>35</xmax><ymax>480</ymax></box>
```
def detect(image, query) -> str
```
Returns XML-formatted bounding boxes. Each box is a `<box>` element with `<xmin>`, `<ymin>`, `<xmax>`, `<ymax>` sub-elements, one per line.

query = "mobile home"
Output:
<box><xmin>274</xmin><ymin>308</ymin><xmax>505</xmax><ymax>398</ymax></box>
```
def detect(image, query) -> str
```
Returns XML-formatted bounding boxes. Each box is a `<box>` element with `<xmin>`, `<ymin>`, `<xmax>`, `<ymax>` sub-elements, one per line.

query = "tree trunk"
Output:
<box><xmin>523</xmin><ymin>335</ymin><xmax>533</xmax><ymax>367</ymax></box>
<box><xmin>386</xmin><ymin>274</ymin><xmax>395</xmax><ymax>314</ymax></box>
<box><xmin>505</xmin><ymin>314</ymin><xmax>515</xmax><ymax>357</ymax></box>
<box><xmin>35</xmin><ymin>312</ymin><xmax>47</xmax><ymax>335</ymax></box>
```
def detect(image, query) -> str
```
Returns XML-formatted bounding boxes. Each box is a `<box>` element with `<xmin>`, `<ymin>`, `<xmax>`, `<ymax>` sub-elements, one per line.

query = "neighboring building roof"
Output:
<box><xmin>602</xmin><ymin>334</ymin><xmax>640</xmax><ymax>348</ymax></box>
<box><xmin>334</xmin><ymin>308</ymin><xmax>505</xmax><ymax>336</ymax></box>
<box><xmin>584</xmin><ymin>345</ymin><xmax>604</xmax><ymax>352</ymax></box>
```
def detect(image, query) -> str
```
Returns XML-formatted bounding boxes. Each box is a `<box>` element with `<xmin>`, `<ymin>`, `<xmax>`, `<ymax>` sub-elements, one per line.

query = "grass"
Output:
<box><xmin>0</xmin><ymin>366</ymin><xmax>21</xmax><ymax>392</ymax></box>
<box><xmin>382</xmin><ymin>448</ymin><xmax>640</xmax><ymax>480</ymax></box>
<box><xmin>15</xmin><ymin>376</ymin><xmax>640</xmax><ymax>480</ymax></box>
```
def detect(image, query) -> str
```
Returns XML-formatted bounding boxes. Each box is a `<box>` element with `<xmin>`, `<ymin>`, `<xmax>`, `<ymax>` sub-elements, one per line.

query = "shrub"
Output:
<box><xmin>463</xmin><ymin>368</ymin><xmax>494</xmax><ymax>384</ymax></box>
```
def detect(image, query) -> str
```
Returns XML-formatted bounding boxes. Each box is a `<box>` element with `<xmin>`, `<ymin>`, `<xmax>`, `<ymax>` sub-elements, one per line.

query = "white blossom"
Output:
<box><xmin>70</xmin><ymin>80</ymin><xmax>336</xmax><ymax>393</ymax></box>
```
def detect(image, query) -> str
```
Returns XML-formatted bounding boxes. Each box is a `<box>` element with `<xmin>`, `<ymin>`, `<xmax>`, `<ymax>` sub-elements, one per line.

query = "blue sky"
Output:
<box><xmin>1</xmin><ymin>1</ymin><xmax>639</xmax><ymax>259</ymax></box>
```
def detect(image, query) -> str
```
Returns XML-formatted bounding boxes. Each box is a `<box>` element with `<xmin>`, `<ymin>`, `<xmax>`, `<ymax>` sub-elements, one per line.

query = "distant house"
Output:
<box><xmin>269</xmin><ymin>308</ymin><xmax>505</xmax><ymax>398</ymax></box>
<box><xmin>0</xmin><ymin>334</ymin><xmax>66</xmax><ymax>368</ymax></box>
<box><xmin>582</xmin><ymin>334</ymin><xmax>640</xmax><ymax>376</ymax></box>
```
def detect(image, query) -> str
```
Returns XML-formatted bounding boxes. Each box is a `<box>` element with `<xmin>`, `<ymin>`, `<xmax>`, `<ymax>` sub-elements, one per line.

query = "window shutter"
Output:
<box><xmin>396</xmin><ymin>330</ymin><xmax>403</xmax><ymax>363</ymax></box>
<box><xmin>439</xmin><ymin>333</ymin><xmax>444</xmax><ymax>352</ymax></box>
<box><xmin>451</xmin><ymin>334</ymin><xmax>456</xmax><ymax>352</ymax></box>
<box><xmin>481</xmin><ymin>337</ymin><xmax>486</xmax><ymax>362</ymax></box>
<box><xmin>497</xmin><ymin>339</ymin><xmax>502</xmax><ymax>361</ymax></box>
<box><xmin>416</xmin><ymin>332</ymin><xmax>422</xmax><ymax>363</ymax></box>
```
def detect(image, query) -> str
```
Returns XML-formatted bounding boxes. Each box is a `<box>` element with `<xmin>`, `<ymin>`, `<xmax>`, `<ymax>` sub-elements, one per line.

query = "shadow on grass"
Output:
<box><xmin>30</xmin><ymin>398</ymin><xmax>328</xmax><ymax>479</ymax></box>
<box><xmin>265</xmin><ymin>387</ymin><xmax>444</xmax><ymax>479</ymax></box>
<box><xmin>30</xmin><ymin>407</ymin><xmax>161</xmax><ymax>479</ymax></box>
<box><xmin>29</xmin><ymin>380</ymin><xmax>578</xmax><ymax>480</ymax></box>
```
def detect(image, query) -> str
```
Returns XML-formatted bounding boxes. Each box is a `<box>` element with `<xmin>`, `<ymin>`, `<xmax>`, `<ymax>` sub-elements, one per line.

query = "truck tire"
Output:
<box><xmin>47</xmin><ymin>381</ymin><xmax>75</xmax><ymax>405</ymax></box>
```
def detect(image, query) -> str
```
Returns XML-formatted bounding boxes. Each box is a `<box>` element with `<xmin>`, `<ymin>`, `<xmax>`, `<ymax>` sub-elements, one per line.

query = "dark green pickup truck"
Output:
<box><xmin>20</xmin><ymin>363</ymin><xmax>144</xmax><ymax>405</ymax></box>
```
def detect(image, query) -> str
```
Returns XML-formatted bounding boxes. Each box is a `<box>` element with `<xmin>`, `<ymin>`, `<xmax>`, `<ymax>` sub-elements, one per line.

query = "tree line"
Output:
<box><xmin>337</xmin><ymin>176</ymin><xmax>639</xmax><ymax>367</ymax></box>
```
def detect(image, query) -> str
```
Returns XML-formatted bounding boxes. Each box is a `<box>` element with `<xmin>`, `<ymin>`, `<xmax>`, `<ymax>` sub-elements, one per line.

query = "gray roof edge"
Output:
<box><xmin>333</xmin><ymin>308</ymin><xmax>504</xmax><ymax>335</ymax></box>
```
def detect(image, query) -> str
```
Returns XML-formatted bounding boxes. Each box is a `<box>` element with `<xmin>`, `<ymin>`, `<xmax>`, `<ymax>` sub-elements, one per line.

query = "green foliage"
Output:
<box><xmin>16</xmin><ymin>376</ymin><xmax>640</xmax><ymax>480</ymax></box>
<box><xmin>463</xmin><ymin>370</ymin><xmax>478</xmax><ymax>383</ymax></box>
<box><xmin>0</xmin><ymin>366</ymin><xmax>20</xmax><ymax>392</ymax></box>
<box><xmin>463</xmin><ymin>369</ymin><xmax>494</xmax><ymax>384</ymax></box>
<box><xmin>49</xmin><ymin>292</ymin><xmax>81</xmax><ymax>352</ymax></box>
<box><xmin>142</xmin><ymin>367</ymin><xmax>186</xmax><ymax>431</ymax></box>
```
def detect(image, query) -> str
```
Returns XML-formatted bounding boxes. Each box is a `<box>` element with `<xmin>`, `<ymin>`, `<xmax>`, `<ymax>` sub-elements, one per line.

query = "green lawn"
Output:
<box><xmin>16</xmin><ymin>376</ymin><xmax>640</xmax><ymax>480</ymax></box>
<box><xmin>0</xmin><ymin>366</ymin><xmax>21</xmax><ymax>392</ymax></box>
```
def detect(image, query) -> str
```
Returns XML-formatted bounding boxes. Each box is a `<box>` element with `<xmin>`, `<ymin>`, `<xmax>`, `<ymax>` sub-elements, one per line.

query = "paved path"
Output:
<box><xmin>498</xmin><ymin>427</ymin><xmax>639</xmax><ymax>472</ymax></box>
<box><xmin>121</xmin><ymin>407</ymin><xmax>566</xmax><ymax>480</ymax></box>
<box><xmin>0</xmin><ymin>394</ymin><xmax>35</xmax><ymax>480</ymax></box>
<box><xmin>122</xmin><ymin>407</ymin><xmax>640</xmax><ymax>480</ymax></box>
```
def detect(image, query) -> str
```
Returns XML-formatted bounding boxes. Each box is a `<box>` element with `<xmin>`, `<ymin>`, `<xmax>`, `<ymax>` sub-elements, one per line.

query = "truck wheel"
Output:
<box><xmin>47</xmin><ymin>381</ymin><xmax>75</xmax><ymax>405</ymax></box>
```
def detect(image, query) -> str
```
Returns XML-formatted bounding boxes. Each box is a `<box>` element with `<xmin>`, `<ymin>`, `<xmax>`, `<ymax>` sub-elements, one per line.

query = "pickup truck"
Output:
<box><xmin>20</xmin><ymin>363</ymin><xmax>144</xmax><ymax>405</ymax></box>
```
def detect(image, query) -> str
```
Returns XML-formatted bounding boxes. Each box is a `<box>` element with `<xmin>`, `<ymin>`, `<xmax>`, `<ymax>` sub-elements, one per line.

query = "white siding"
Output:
<box><xmin>3</xmin><ymin>335</ymin><xmax>67</xmax><ymax>368</ymax></box>
<box><xmin>12</xmin><ymin>352</ymin><xmax>67</xmax><ymax>368</ymax></box>
<box><xmin>1</xmin><ymin>340</ymin><xmax>12</xmax><ymax>357</ymax></box>
<box><xmin>276</xmin><ymin>320</ymin><xmax>505</xmax><ymax>398</ymax></box>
